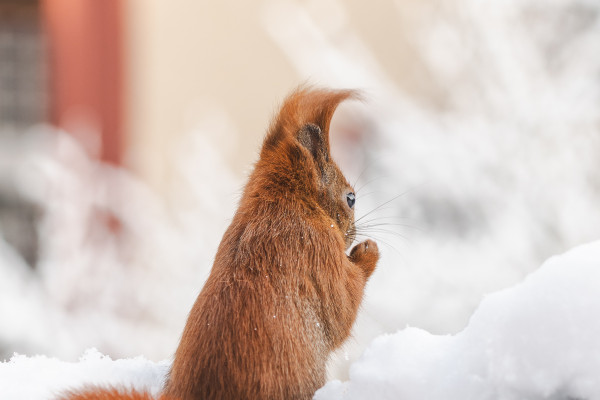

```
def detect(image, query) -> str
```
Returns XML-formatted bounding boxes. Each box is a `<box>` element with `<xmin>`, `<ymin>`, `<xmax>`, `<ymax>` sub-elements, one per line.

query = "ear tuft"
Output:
<box><xmin>264</xmin><ymin>86</ymin><xmax>360</xmax><ymax>152</ymax></box>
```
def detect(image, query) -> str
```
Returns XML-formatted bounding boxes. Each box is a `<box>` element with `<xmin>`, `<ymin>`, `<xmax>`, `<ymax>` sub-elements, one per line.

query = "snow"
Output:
<box><xmin>0</xmin><ymin>349</ymin><xmax>168</xmax><ymax>400</ymax></box>
<box><xmin>316</xmin><ymin>240</ymin><xmax>600</xmax><ymax>400</ymax></box>
<box><xmin>2</xmin><ymin>240</ymin><xmax>599</xmax><ymax>399</ymax></box>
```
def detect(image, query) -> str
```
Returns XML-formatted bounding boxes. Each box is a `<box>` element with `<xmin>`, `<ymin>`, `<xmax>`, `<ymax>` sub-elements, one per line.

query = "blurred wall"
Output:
<box><xmin>124</xmin><ymin>0</ymin><xmax>298</xmax><ymax>191</ymax></box>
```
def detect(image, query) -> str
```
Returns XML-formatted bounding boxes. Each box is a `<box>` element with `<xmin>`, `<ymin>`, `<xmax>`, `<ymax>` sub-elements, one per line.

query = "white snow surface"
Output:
<box><xmin>0</xmin><ymin>349</ymin><xmax>168</xmax><ymax>400</ymax></box>
<box><xmin>316</xmin><ymin>240</ymin><xmax>600</xmax><ymax>400</ymax></box>
<box><xmin>2</xmin><ymin>240</ymin><xmax>599</xmax><ymax>399</ymax></box>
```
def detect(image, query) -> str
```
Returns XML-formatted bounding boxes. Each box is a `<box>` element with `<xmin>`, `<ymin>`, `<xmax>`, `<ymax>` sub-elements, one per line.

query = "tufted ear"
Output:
<box><xmin>263</xmin><ymin>86</ymin><xmax>360</xmax><ymax>154</ymax></box>
<box><xmin>297</xmin><ymin>123</ymin><xmax>328</xmax><ymax>168</ymax></box>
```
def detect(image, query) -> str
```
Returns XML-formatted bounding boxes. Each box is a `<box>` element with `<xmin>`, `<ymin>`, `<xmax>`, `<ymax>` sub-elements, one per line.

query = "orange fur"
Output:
<box><xmin>59</xmin><ymin>388</ymin><xmax>175</xmax><ymax>400</ymax></box>
<box><xmin>61</xmin><ymin>87</ymin><xmax>378</xmax><ymax>400</ymax></box>
<box><xmin>164</xmin><ymin>87</ymin><xmax>378</xmax><ymax>399</ymax></box>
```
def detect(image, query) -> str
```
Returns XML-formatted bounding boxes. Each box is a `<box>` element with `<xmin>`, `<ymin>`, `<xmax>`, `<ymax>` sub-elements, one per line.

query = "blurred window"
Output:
<box><xmin>0</xmin><ymin>0</ymin><xmax>47</xmax><ymax>131</ymax></box>
<box><xmin>0</xmin><ymin>0</ymin><xmax>44</xmax><ymax>267</ymax></box>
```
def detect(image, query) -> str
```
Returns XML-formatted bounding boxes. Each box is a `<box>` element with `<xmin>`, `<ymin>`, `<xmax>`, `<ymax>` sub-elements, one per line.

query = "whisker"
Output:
<box><xmin>355</xmin><ymin>221</ymin><xmax>425</xmax><ymax>233</ymax></box>
<box><xmin>355</xmin><ymin>215</ymin><xmax>414</xmax><ymax>223</ymax></box>
<box><xmin>356</xmin><ymin>229</ymin><xmax>411</xmax><ymax>240</ymax></box>
<box><xmin>355</xmin><ymin>217</ymin><xmax>417</xmax><ymax>226</ymax></box>
<box><xmin>351</xmin><ymin>161</ymin><xmax>376</xmax><ymax>189</ymax></box>
<box><xmin>353</xmin><ymin>233</ymin><xmax>404</xmax><ymax>258</ymax></box>
<box><xmin>354</xmin><ymin>228</ymin><xmax>410</xmax><ymax>242</ymax></box>
<box><xmin>356</xmin><ymin>207</ymin><xmax>399</xmax><ymax>220</ymax></box>
<box><xmin>354</xmin><ymin>183</ymin><xmax>426</xmax><ymax>224</ymax></box>
<box><xmin>351</xmin><ymin>184</ymin><xmax>427</xmax><ymax>260</ymax></box>
<box><xmin>354</xmin><ymin>192</ymin><xmax>412</xmax><ymax>223</ymax></box>
<box><xmin>356</xmin><ymin>206</ymin><xmax>400</xmax><ymax>225</ymax></box>
<box><xmin>355</xmin><ymin>190</ymin><xmax>382</xmax><ymax>199</ymax></box>
<box><xmin>354</xmin><ymin>175</ymin><xmax>391</xmax><ymax>195</ymax></box>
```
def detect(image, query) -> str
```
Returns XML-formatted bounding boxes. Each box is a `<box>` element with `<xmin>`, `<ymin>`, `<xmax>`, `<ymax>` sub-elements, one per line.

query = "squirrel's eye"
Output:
<box><xmin>346</xmin><ymin>192</ymin><xmax>356</xmax><ymax>208</ymax></box>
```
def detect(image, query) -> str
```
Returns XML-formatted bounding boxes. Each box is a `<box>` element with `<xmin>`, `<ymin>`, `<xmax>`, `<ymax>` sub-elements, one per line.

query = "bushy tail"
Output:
<box><xmin>59</xmin><ymin>388</ymin><xmax>177</xmax><ymax>400</ymax></box>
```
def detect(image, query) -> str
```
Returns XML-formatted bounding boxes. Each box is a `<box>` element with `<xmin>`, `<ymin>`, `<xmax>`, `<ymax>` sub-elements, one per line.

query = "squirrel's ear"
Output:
<box><xmin>297</xmin><ymin>123</ymin><xmax>329</xmax><ymax>166</ymax></box>
<box><xmin>263</xmin><ymin>87</ymin><xmax>359</xmax><ymax>153</ymax></box>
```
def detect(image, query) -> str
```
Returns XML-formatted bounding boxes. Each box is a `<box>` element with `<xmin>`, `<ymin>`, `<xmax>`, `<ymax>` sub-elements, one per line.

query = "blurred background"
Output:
<box><xmin>1</xmin><ymin>0</ymin><xmax>599</xmax><ymax>381</ymax></box>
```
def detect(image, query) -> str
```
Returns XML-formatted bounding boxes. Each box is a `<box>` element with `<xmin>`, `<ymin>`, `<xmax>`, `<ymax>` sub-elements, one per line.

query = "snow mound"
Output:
<box><xmin>0</xmin><ymin>348</ymin><xmax>168</xmax><ymax>400</ymax></box>
<box><xmin>316</xmin><ymin>240</ymin><xmax>600</xmax><ymax>400</ymax></box>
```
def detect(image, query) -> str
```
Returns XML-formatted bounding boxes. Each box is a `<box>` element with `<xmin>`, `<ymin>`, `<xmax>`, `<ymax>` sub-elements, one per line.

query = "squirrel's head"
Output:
<box><xmin>259</xmin><ymin>87</ymin><xmax>360</xmax><ymax>249</ymax></box>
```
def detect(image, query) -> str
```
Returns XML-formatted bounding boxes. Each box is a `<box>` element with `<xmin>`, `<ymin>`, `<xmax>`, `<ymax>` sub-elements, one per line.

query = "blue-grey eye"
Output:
<box><xmin>346</xmin><ymin>192</ymin><xmax>355</xmax><ymax>208</ymax></box>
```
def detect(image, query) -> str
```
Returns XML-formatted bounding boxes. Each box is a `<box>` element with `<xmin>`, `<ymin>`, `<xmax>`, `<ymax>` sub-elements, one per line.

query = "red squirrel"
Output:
<box><xmin>61</xmin><ymin>87</ymin><xmax>379</xmax><ymax>400</ymax></box>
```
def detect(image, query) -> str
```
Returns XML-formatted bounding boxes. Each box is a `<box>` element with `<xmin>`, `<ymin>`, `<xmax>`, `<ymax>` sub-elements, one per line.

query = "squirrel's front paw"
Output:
<box><xmin>349</xmin><ymin>239</ymin><xmax>379</xmax><ymax>278</ymax></box>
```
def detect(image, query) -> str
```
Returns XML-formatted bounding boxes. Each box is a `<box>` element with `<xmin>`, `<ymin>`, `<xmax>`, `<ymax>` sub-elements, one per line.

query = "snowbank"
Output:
<box><xmin>0</xmin><ymin>349</ymin><xmax>168</xmax><ymax>400</ymax></box>
<box><xmin>2</xmin><ymin>240</ymin><xmax>599</xmax><ymax>399</ymax></box>
<box><xmin>317</xmin><ymin>240</ymin><xmax>600</xmax><ymax>400</ymax></box>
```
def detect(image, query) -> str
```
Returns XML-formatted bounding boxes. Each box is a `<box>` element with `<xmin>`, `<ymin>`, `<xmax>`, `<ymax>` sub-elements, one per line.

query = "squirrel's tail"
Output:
<box><xmin>59</xmin><ymin>388</ymin><xmax>177</xmax><ymax>400</ymax></box>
